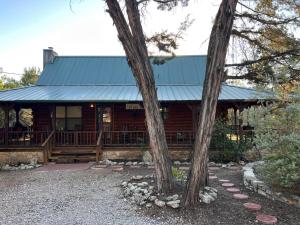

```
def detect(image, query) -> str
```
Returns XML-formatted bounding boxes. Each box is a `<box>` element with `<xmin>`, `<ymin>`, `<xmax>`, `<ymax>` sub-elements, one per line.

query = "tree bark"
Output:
<box><xmin>105</xmin><ymin>0</ymin><xmax>174</xmax><ymax>193</ymax></box>
<box><xmin>184</xmin><ymin>0</ymin><xmax>238</xmax><ymax>206</ymax></box>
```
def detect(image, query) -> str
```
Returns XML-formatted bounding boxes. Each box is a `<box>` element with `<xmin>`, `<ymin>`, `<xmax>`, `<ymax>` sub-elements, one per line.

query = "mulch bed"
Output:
<box><xmin>141</xmin><ymin>166</ymin><xmax>300</xmax><ymax>225</ymax></box>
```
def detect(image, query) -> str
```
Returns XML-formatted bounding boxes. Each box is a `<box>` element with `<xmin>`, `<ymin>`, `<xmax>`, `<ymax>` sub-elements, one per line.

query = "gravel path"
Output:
<box><xmin>1</xmin><ymin>165</ymin><xmax>299</xmax><ymax>225</ymax></box>
<box><xmin>0</xmin><ymin>167</ymin><xmax>173</xmax><ymax>225</ymax></box>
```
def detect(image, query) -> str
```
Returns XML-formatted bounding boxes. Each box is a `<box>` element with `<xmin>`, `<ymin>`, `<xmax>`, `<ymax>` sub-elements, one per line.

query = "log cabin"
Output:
<box><xmin>0</xmin><ymin>48</ymin><xmax>259</xmax><ymax>164</ymax></box>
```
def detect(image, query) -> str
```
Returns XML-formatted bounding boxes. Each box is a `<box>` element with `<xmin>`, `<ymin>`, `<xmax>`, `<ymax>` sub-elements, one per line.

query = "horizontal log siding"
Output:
<box><xmin>32</xmin><ymin>105</ymin><xmax>51</xmax><ymax>131</ymax></box>
<box><xmin>82</xmin><ymin>104</ymin><xmax>96</xmax><ymax>131</ymax></box>
<box><xmin>113</xmin><ymin>104</ymin><xmax>146</xmax><ymax>131</ymax></box>
<box><xmin>164</xmin><ymin>104</ymin><xmax>193</xmax><ymax>131</ymax></box>
<box><xmin>112</xmin><ymin>103</ymin><xmax>194</xmax><ymax>132</ymax></box>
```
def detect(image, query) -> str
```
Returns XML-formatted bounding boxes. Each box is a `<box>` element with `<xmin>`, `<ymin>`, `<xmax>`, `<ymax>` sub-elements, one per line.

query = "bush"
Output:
<box><xmin>209</xmin><ymin>120</ymin><xmax>252</xmax><ymax>163</ymax></box>
<box><xmin>242</xmin><ymin>92</ymin><xmax>300</xmax><ymax>188</ymax></box>
<box><xmin>172</xmin><ymin>167</ymin><xmax>186</xmax><ymax>181</ymax></box>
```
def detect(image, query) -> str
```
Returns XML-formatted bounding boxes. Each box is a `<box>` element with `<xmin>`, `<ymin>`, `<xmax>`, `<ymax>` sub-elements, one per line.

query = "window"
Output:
<box><xmin>160</xmin><ymin>107</ymin><xmax>169</xmax><ymax>120</ymax></box>
<box><xmin>56</xmin><ymin>106</ymin><xmax>82</xmax><ymax>131</ymax></box>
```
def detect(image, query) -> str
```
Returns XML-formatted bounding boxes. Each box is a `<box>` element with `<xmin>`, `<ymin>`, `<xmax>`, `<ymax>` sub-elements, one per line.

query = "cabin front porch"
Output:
<box><xmin>0</xmin><ymin>101</ymin><xmax>251</xmax><ymax>164</ymax></box>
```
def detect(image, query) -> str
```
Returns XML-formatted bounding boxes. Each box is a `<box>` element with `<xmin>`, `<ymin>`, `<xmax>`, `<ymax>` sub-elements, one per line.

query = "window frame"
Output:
<box><xmin>55</xmin><ymin>105</ymin><xmax>83</xmax><ymax>131</ymax></box>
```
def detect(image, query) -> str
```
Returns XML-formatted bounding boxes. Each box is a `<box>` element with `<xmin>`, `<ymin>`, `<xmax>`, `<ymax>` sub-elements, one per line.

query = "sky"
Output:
<box><xmin>0</xmin><ymin>0</ymin><xmax>222</xmax><ymax>78</ymax></box>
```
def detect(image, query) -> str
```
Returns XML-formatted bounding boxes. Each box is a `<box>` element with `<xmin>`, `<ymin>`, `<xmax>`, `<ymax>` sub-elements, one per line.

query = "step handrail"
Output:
<box><xmin>41</xmin><ymin>130</ymin><xmax>55</xmax><ymax>164</ymax></box>
<box><xmin>41</xmin><ymin>130</ymin><xmax>55</xmax><ymax>147</ymax></box>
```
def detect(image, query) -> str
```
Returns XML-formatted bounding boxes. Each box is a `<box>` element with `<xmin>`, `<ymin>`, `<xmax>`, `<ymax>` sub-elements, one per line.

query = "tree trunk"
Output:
<box><xmin>105</xmin><ymin>0</ymin><xmax>174</xmax><ymax>193</ymax></box>
<box><xmin>184</xmin><ymin>0</ymin><xmax>238</xmax><ymax>206</ymax></box>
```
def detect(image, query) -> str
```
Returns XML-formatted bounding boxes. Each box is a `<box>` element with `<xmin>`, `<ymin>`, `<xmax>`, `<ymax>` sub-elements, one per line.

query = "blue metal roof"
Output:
<box><xmin>0</xmin><ymin>55</ymin><xmax>262</xmax><ymax>102</ymax></box>
<box><xmin>37</xmin><ymin>55</ymin><xmax>207</xmax><ymax>86</ymax></box>
<box><xmin>0</xmin><ymin>84</ymin><xmax>260</xmax><ymax>102</ymax></box>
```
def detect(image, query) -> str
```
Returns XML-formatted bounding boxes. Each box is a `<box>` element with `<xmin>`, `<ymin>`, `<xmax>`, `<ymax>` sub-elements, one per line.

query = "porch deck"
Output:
<box><xmin>0</xmin><ymin>129</ymin><xmax>253</xmax><ymax>163</ymax></box>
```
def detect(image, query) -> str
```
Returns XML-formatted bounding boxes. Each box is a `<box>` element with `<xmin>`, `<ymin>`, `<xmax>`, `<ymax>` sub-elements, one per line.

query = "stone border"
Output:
<box><xmin>243</xmin><ymin>162</ymin><xmax>300</xmax><ymax>208</ymax></box>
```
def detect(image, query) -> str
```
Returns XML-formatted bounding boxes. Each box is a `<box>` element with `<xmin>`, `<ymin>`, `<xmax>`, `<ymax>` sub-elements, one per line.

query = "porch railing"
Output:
<box><xmin>55</xmin><ymin>131</ymin><xmax>97</xmax><ymax>146</ymax></box>
<box><xmin>102</xmin><ymin>131</ymin><xmax>148</xmax><ymax>146</ymax></box>
<box><xmin>102</xmin><ymin>130</ymin><xmax>195</xmax><ymax>146</ymax></box>
<box><xmin>0</xmin><ymin>130</ymin><xmax>50</xmax><ymax>146</ymax></box>
<box><xmin>0</xmin><ymin>129</ymin><xmax>254</xmax><ymax>148</ymax></box>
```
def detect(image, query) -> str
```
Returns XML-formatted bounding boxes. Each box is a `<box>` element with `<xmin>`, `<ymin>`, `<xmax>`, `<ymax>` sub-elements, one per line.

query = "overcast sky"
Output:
<box><xmin>0</xmin><ymin>0</ymin><xmax>222</xmax><ymax>78</ymax></box>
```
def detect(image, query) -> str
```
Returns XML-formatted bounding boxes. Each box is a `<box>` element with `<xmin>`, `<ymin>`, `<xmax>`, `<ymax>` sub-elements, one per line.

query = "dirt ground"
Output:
<box><xmin>0</xmin><ymin>164</ymin><xmax>299</xmax><ymax>225</ymax></box>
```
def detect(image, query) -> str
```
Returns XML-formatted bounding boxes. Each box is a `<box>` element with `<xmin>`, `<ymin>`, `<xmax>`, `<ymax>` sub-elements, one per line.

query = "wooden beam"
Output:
<box><xmin>4</xmin><ymin>106</ymin><xmax>9</xmax><ymax>146</ymax></box>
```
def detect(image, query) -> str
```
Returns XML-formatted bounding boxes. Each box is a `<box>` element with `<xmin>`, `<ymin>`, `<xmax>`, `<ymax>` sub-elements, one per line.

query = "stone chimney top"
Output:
<box><xmin>43</xmin><ymin>47</ymin><xmax>58</xmax><ymax>68</ymax></box>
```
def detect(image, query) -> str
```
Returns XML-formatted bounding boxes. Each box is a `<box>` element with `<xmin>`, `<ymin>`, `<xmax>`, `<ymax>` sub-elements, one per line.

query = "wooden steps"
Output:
<box><xmin>49</xmin><ymin>146</ymin><xmax>96</xmax><ymax>163</ymax></box>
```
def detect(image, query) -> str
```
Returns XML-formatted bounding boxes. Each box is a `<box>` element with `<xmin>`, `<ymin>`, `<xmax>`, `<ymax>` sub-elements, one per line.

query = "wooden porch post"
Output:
<box><xmin>4</xmin><ymin>106</ymin><xmax>9</xmax><ymax>146</ymax></box>
<box><xmin>15</xmin><ymin>105</ymin><xmax>20</xmax><ymax>127</ymax></box>
<box><xmin>96</xmin><ymin>106</ymin><xmax>104</xmax><ymax>164</ymax></box>
<box><xmin>50</xmin><ymin>105</ymin><xmax>56</xmax><ymax>131</ymax></box>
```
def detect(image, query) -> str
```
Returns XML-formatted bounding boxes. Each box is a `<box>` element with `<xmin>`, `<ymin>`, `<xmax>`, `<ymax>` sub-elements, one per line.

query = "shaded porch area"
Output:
<box><xmin>0</xmin><ymin>101</ymin><xmax>254</xmax><ymax>163</ymax></box>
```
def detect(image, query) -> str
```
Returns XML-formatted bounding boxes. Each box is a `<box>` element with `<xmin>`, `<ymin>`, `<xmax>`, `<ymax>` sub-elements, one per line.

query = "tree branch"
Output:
<box><xmin>225</xmin><ymin>49</ymin><xmax>300</xmax><ymax>67</ymax></box>
<box><xmin>235</xmin><ymin>12</ymin><xmax>300</xmax><ymax>26</ymax></box>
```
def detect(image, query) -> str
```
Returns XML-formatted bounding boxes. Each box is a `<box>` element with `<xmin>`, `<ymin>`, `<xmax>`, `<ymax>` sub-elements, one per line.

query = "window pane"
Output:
<box><xmin>56</xmin><ymin>118</ymin><xmax>65</xmax><ymax>131</ymax></box>
<box><xmin>103</xmin><ymin>107</ymin><xmax>111</xmax><ymax>123</ymax></box>
<box><xmin>56</xmin><ymin>106</ymin><xmax>65</xmax><ymax>118</ymax></box>
<box><xmin>67</xmin><ymin>106</ymin><xmax>82</xmax><ymax>118</ymax></box>
<box><xmin>67</xmin><ymin>118</ymin><xmax>82</xmax><ymax>131</ymax></box>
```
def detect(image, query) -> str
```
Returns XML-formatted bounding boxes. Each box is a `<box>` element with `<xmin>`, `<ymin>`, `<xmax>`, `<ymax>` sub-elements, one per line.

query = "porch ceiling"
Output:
<box><xmin>0</xmin><ymin>84</ymin><xmax>262</xmax><ymax>103</ymax></box>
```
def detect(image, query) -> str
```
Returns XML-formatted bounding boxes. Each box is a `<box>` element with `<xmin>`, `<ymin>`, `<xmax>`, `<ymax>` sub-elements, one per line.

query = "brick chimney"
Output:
<box><xmin>43</xmin><ymin>47</ymin><xmax>58</xmax><ymax>68</ymax></box>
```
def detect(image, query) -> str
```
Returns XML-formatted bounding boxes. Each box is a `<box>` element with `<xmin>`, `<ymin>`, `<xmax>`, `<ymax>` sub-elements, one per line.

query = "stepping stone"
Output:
<box><xmin>233</xmin><ymin>193</ymin><xmax>249</xmax><ymax>200</ymax></box>
<box><xmin>219</xmin><ymin>179</ymin><xmax>230</xmax><ymax>182</ymax></box>
<box><xmin>243</xmin><ymin>202</ymin><xmax>262</xmax><ymax>211</ymax></box>
<box><xmin>226</xmin><ymin>188</ymin><xmax>240</xmax><ymax>193</ymax></box>
<box><xmin>221</xmin><ymin>183</ymin><xmax>235</xmax><ymax>187</ymax></box>
<box><xmin>256</xmin><ymin>214</ymin><xmax>277</xmax><ymax>224</ymax></box>
<box><xmin>209</xmin><ymin>176</ymin><xmax>218</xmax><ymax>180</ymax></box>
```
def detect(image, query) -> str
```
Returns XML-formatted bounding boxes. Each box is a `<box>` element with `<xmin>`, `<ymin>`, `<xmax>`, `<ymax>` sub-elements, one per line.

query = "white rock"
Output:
<box><xmin>131</xmin><ymin>175</ymin><xmax>143</xmax><ymax>181</ymax></box>
<box><xmin>104</xmin><ymin>159</ymin><xmax>113</xmax><ymax>165</ymax></box>
<box><xmin>166</xmin><ymin>194</ymin><xmax>179</xmax><ymax>201</ymax></box>
<box><xmin>199</xmin><ymin>193</ymin><xmax>215</xmax><ymax>204</ymax></box>
<box><xmin>149</xmin><ymin>196</ymin><xmax>157</xmax><ymax>201</ymax></box>
<box><xmin>146</xmin><ymin>203</ymin><xmax>152</xmax><ymax>208</ymax></box>
<box><xmin>166</xmin><ymin>200</ymin><xmax>180</xmax><ymax>209</ymax></box>
<box><xmin>174</xmin><ymin>161</ymin><xmax>181</xmax><ymax>166</ymax></box>
<box><xmin>121</xmin><ymin>181</ymin><xmax>128</xmax><ymax>187</ymax></box>
<box><xmin>148</xmin><ymin>186</ymin><xmax>154</xmax><ymax>190</ymax></box>
<box><xmin>137</xmin><ymin>182</ymin><xmax>148</xmax><ymax>187</ymax></box>
<box><xmin>154</xmin><ymin>199</ymin><xmax>166</xmax><ymax>207</ymax></box>
<box><xmin>204</xmin><ymin>186</ymin><xmax>218</xmax><ymax>193</ymax></box>
<box><xmin>133</xmin><ymin>162</ymin><xmax>138</xmax><ymax>166</ymax></box>
<box><xmin>125</xmin><ymin>161</ymin><xmax>132</xmax><ymax>166</ymax></box>
<box><xmin>129</xmin><ymin>185</ymin><xmax>136</xmax><ymax>192</ymax></box>
<box><xmin>139</xmin><ymin>201</ymin><xmax>146</xmax><ymax>206</ymax></box>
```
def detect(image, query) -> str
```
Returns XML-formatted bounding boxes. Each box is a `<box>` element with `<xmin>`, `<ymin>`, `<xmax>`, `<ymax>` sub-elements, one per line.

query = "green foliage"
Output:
<box><xmin>242</xmin><ymin>90</ymin><xmax>300</xmax><ymax>188</ymax></box>
<box><xmin>20</xmin><ymin>67</ymin><xmax>40</xmax><ymax>86</ymax></box>
<box><xmin>0</xmin><ymin>67</ymin><xmax>40</xmax><ymax>90</ymax></box>
<box><xmin>0</xmin><ymin>75</ymin><xmax>20</xmax><ymax>90</ymax></box>
<box><xmin>172</xmin><ymin>167</ymin><xmax>186</xmax><ymax>181</ymax></box>
<box><xmin>210</xmin><ymin>120</ymin><xmax>252</xmax><ymax>163</ymax></box>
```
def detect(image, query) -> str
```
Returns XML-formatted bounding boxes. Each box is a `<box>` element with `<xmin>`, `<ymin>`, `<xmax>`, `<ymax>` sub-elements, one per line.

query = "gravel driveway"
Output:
<box><xmin>0</xmin><ymin>166</ymin><xmax>172</xmax><ymax>225</ymax></box>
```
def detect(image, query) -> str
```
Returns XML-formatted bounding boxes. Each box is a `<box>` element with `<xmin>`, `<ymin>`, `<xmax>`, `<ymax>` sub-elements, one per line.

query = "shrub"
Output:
<box><xmin>242</xmin><ymin>91</ymin><xmax>300</xmax><ymax>188</ymax></box>
<box><xmin>172</xmin><ymin>167</ymin><xmax>186</xmax><ymax>181</ymax></box>
<box><xmin>209</xmin><ymin>120</ymin><xmax>252</xmax><ymax>163</ymax></box>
